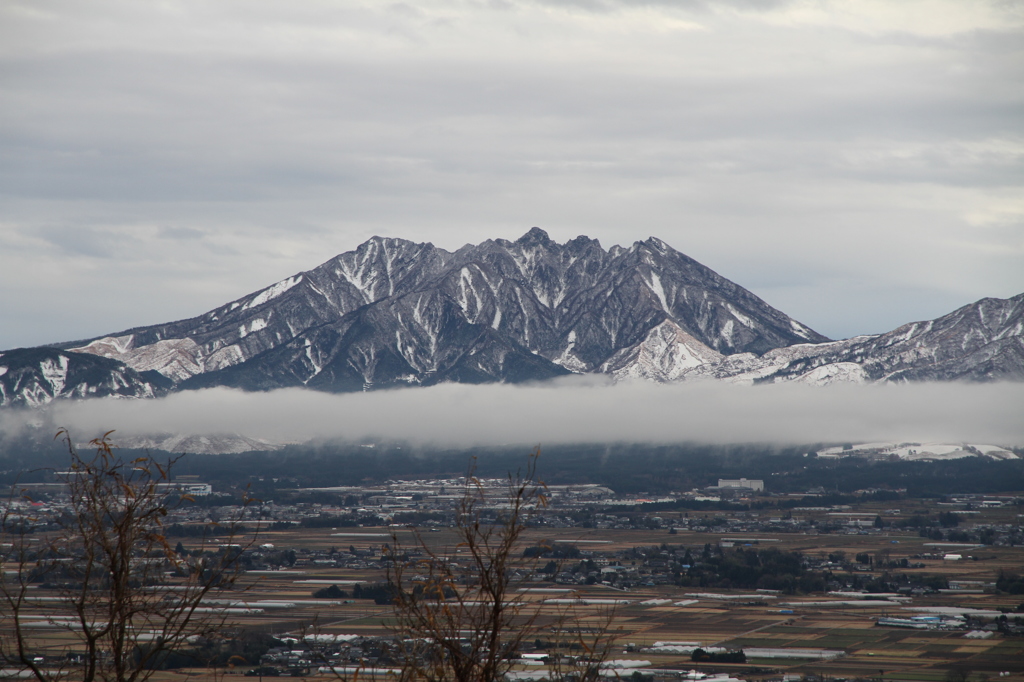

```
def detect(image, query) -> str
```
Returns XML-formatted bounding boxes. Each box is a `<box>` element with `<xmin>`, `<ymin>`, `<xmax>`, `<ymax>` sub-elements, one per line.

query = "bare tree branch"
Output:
<box><xmin>378</xmin><ymin>448</ymin><xmax>615</xmax><ymax>682</ymax></box>
<box><xmin>1</xmin><ymin>429</ymin><xmax>257</xmax><ymax>682</ymax></box>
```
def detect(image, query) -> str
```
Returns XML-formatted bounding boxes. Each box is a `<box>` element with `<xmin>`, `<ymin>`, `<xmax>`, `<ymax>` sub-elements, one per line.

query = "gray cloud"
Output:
<box><xmin>1</xmin><ymin>0</ymin><xmax>1022</xmax><ymax>347</ymax></box>
<box><xmin>2</xmin><ymin>380</ymin><xmax>1019</xmax><ymax>449</ymax></box>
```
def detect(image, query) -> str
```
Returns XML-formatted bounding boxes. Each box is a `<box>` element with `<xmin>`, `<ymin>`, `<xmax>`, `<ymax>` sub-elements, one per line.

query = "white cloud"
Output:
<box><xmin>3</xmin><ymin>380</ymin><xmax>1019</xmax><ymax>448</ymax></box>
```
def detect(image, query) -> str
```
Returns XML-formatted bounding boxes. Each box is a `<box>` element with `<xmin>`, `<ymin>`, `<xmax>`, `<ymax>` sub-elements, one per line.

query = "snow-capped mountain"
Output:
<box><xmin>58</xmin><ymin>229</ymin><xmax>827</xmax><ymax>394</ymax></box>
<box><xmin>3</xmin><ymin>229</ymin><xmax>1022</xmax><ymax>408</ymax></box>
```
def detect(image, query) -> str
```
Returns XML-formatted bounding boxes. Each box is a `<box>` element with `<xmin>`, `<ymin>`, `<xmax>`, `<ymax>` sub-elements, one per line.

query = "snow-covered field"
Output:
<box><xmin>816</xmin><ymin>442</ymin><xmax>1018</xmax><ymax>461</ymax></box>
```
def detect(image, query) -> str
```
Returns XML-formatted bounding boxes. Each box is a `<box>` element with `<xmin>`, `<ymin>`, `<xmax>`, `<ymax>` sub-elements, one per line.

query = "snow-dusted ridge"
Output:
<box><xmin>816</xmin><ymin>442</ymin><xmax>1019</xmax><ymax>461</ymax></box>
<box><xmin>70</xmin><ymin>336</ymin><xmax>203</xmax><ymax>382</ymax></box>
<box><xmin>113</xmin><ymin>433</ymin><xmax>285</xmax><ymax>455</ymax></box>
<box><xmin>0</xmin><ymin>347</ymin><xmax>160</xmax><ymax>408</ymax></box>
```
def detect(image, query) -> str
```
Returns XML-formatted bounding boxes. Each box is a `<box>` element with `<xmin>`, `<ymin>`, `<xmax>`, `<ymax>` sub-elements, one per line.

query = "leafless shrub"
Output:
<box><xmin>0</xmin><ymin>429</ymin><xmax>256</xmax><ymax>682</ymax></box>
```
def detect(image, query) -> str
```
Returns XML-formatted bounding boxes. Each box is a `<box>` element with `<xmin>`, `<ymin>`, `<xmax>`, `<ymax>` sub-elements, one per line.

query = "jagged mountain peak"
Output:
<box><xmin>516</xmin><ymin>226</ymin><xmax>553</xmax><ymax>246</ymax></box>
<box><xmin>639</xmin><ymin>236</ymin><xmax>669</xmax><ymax>251</ymax></box>
<box><xmin>42</xmin><ymin>230</ymin><xmax>827</xmax><ymax>398</ymax></box>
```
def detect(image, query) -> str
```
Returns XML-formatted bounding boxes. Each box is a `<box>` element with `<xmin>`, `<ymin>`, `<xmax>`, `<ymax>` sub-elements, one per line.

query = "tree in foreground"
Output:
<box><xmin>376</xmin><ymin>449</ymin><xmax>616</xmax><ymax>682</ymax></box>
<box><xmin>0</xmin><ymin>430</ymin><xmax>255</xmax><ymax>682</ymax></box>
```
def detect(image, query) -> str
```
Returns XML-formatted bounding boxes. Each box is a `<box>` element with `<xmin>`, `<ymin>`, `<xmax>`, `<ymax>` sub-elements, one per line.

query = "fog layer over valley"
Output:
<box><xmin>3</xmin><ymin>379</ymin><xmax>1022</xmax><ymax>450</ymax></box>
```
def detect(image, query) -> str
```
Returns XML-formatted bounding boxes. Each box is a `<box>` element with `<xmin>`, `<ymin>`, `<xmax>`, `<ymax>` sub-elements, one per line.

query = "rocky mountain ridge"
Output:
<box><xmin>2</xmin><ymin>229</ymin><xmax>1022</xmax><ymax>407</ymax></box>
<box><xmin>685</xmin><ymin>293</ymin><xmax>1024</xmax><ymax>385</ymax></box>
<box><xmin>0</xmin><ymin>347</ymin><xmax>164</xmax><ymax>407</ymax></box>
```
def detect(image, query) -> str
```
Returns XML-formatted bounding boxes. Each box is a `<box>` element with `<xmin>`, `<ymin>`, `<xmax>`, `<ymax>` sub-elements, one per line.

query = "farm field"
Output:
<box><xmin>6</xmin><ymin>494</ymin><xmax>1024</xmax><ymax>681</ymax></box>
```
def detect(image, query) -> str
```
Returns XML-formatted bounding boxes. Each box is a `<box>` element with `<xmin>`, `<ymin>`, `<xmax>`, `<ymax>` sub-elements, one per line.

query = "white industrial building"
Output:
<box><xmin>717</xmin><ymin>478</ymin><xmax>764</xmax><ymax>492</ymax></box>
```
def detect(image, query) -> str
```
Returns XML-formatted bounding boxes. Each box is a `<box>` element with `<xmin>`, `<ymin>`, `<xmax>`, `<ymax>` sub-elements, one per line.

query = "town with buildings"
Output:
<box><xmin>4</xmin><ymin>466</ymin><xmax>1024</xmax><ymax>680</ymax></box>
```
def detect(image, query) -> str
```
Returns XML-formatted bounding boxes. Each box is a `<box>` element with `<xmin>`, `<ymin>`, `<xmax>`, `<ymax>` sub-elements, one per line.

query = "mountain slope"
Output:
<box><xmin>0</xmin><ymin>348</ymin><xmax>165</xmax><ymax>407</ymax></box>
<box><xmin>686</xmin><ymin>293</ymin><xmax>1024</xmax><ymax>385</ymax></box>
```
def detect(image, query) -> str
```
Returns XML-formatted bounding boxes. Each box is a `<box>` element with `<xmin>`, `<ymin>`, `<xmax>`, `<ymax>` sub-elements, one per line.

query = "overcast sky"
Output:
<box><xmin>2</xmin><ymin>0</ymin><xmax>1023</xmax><ymax>350</ymax></box>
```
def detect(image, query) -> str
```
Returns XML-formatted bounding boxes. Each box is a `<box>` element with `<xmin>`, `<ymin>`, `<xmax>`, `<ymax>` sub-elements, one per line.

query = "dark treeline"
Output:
<box><xmin>692</xmin><ymin>649</ymin><xmax>746</xmax><ymax>664</ymax></box>
<box><xmin>2</xmin><ymin>437</ymin><xmax>1023</xmax><ymax>496</ymax></box>
<box><xmin>311</xmin><ymin>582</ymin><xmax>394</xmax><ymax>604</ymax></box>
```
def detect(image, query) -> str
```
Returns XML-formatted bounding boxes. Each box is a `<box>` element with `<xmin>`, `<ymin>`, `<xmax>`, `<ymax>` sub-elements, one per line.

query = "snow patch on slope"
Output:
<box><xmin>243</xmin><ymin>275</ymin><xmax>302</xmax><ymax>310</ymax></box>
<box><xmin>40</xmin><ymin>355</ymin><xmax>69</xmax><ymax>396</ymax></box>
<box><xmin>791</xmin><ymin>362</ymin><xmax>868</xmax><ymax>386</ymax></box>
<box><xmin>789</xmin><ymin>319</ymin><xmax>815</xmax><ymax>339</ymax></box>
<box><xmin>239</xmin><ymin>318</ymin><xmax>268</xmax><ymax>339</ymax></box>
<box><xmin>552</xmin><ymin>330</ymin><xmax>590</xmax><ymax>373</ymax></box>
<box><xmin>682</xmin><ymin>338</ymin><xmax>867</xmax><ymax>386</ymax></box>
<box><xmin>73</xmin><ymin>337</ymin><xmax>203</xmax><ymax>382</ymax></box>
<box><xmin>645</xmin><ymin>272</ymin><xmax>669</xmax><ymax>311</ymax></box>
<box><xmin>74</xmin><ymin>334</ymin><xmax>136</xmax><ymax>355</ymax></box>
<box><xmin>727</xmin><ymin>304</ymin><xmax>753</xmax><ymax>328</ymax></box>
<box><xmin>601</xmin><ymin>321</ymin><xmax>724</xmax><ymax>382</ymax></box>
<box><xmin>204</xmin><ymin>344</ymin><xmax>244</xmax><ymax>372</ymax></box>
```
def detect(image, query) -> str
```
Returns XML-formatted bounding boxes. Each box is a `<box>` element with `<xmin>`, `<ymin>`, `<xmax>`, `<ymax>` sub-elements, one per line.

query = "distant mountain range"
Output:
<box><xmin>2</xmin><ymin>228</ymin><xmax>1022</xmax><ymax>407</ymax></box>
